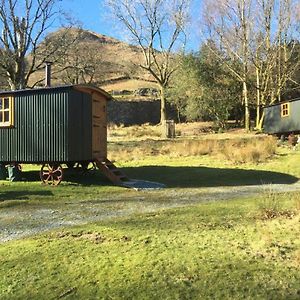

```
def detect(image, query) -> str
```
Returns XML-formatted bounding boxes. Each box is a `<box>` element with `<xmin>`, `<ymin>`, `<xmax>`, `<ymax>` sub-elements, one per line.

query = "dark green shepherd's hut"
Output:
<box><xmin>0</xmin><ymin>84</ymin><xmax>127</xmax><ymax>185</ymax></box>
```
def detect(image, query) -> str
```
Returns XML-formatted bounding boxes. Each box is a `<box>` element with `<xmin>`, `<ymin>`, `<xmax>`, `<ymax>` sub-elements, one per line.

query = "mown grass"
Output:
<box><xmin>0</xmin><ymin>193</ymin><xmax>299</xmax><ymax>299</ymax></box>
<box><xmin>1</xmin><ymin>125</ymin><xmax>300</xmax><ymax>299</ymax></box>
<box><xmin>0</xmin><ymin>139</ymin><xmax>299</xmax><ymax>206</ymax></box>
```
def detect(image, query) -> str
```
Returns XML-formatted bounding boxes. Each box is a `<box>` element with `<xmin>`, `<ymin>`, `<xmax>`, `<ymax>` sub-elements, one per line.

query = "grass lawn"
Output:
<box><xmin>0</xmin><ymin>130</ymin><xmax>300</xmax><ymax>299</ymax></box>
<box><xmin>0</xmin><ymin>194</ymin><xmax>299</xmax><ymax>299</ymax></box>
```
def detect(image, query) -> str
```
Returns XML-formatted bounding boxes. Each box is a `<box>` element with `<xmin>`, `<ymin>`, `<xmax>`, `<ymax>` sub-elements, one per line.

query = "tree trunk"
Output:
<box><xmin>243</xmin><ymin>80</ymin><xmax>250</xmax><ymax>131</ymax></box>
<box><xmin>8</xmin><ymin>61</ymin><xmax>27</xmax><ymax>90</ymax></box>
<box><xmin>255</xmin><ymin>66</ymin><xmax>261</xmax><ymax>129</ymax></box>
<box><xmin>160</xmin><ymin>85</ymin><xmax>167</xmax><ymax>124</ymax></box>
<box><xmin>257</xmin><ymin>111</ymin><xmax>265</xmax><ymax>131</ymax></box>
<box><xmin>8</xmin><ymin>80</ymin><xmax>17</xmax><ymax>91</ymax></box>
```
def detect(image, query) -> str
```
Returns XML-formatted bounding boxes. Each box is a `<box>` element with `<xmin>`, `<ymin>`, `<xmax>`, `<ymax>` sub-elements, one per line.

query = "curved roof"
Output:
<box><xmin>73</xmin><ymin>84</ymin><xmax>112</xmax><ymax>100</ymax></box>
<box><xmin>0</xmin><ymin>84</ymin><xmax>112</xmax><ymax>100</ymax></box>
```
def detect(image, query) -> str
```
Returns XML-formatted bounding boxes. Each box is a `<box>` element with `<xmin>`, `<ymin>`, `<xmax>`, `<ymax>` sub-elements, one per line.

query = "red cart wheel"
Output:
<box><xmin>40</xmin><ymin>164</ymin><xmax>63</xmax><ymax>186</ymax></box>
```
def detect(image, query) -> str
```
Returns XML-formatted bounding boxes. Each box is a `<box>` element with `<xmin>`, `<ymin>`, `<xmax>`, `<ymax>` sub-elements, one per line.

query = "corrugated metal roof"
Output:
<box><xmin>0</xmin><ymin>84</ymin><xmax>112</xmax><ymax>100</ymax></box>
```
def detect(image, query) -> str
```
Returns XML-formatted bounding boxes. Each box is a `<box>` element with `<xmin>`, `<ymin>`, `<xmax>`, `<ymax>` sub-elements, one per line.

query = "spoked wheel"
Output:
<box><xmin>40</xmin><ymin>164</ymin><xmax>63</xmax><ymax>186</ymax></box>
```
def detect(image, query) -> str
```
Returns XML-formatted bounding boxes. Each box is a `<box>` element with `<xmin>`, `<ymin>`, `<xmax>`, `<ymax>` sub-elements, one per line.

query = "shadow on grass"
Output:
<box><xmin>0</xmin><ymin>190</ymin><xmax>53</xmax><ymax>201</ymax></box>
<box><xmin>2</xmin><ymin>166</ymin><xmax>298</xmax><ymax>189</ymax></box>
<box><xmin>122</xmin><ymin>166</ymin><xmax>298</xmax><ymax>188</ymax></box>
<box><xmin>14</xmin><ymin>170</ymin><xmax>113</xmax><ymax>187</ymax></box>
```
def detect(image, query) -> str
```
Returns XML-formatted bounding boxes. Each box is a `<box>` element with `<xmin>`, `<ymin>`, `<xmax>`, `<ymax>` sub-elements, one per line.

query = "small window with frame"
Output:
<box><xmin>0</xmin><ymin>96</ymin><xmax>14</xmax><ymax>127</ymax></box>
<box><xmin>281</xmin><ymin>102</ymin><xmax>290</xmax><ymax>117</ymax></box>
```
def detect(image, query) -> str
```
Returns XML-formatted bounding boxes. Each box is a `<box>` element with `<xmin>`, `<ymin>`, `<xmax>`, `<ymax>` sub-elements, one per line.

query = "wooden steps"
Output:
<box><xmin>95</xmin><ymin>158</ymin><xmax>129</xmax><ymax>185</ymax></box>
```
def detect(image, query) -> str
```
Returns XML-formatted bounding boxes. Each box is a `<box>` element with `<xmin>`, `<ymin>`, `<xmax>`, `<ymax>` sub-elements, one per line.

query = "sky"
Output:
<box><xmin>61</xmin><ymin>0</ymin><xmax>202</xmax><ymax>52</ymax></box>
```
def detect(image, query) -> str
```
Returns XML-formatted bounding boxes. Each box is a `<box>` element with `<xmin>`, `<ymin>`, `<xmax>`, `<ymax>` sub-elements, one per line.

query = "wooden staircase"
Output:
<box><xmin>95</xmin><ymin>158</ymin><xmax>129</xmax><ymax>185</ymax></box>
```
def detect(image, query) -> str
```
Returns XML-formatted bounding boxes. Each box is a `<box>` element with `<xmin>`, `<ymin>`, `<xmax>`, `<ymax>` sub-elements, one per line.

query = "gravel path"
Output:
<box><xmin>1</xmin><ymin>181</ymin><xmax>300</xmax><ymax>243</ymax></box>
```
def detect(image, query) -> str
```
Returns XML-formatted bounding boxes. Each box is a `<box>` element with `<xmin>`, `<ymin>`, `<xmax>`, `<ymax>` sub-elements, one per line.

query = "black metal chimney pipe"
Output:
<box><xmin>45</xmin><ymin>62</ymin><xmax>52</xmax><ymax>87</ymax></box>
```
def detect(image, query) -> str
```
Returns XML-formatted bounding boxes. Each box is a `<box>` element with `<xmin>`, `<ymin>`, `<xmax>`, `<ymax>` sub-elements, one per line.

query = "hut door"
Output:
<box><xmin>92</xmin><ymin>95</ymin><xmax>107</xmax><ymax>159</ymax></box>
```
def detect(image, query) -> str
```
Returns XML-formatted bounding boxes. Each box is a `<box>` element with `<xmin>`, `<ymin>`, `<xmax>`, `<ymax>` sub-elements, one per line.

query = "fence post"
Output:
<box><xmin>164</xmin><ymin>120</ymin><xmax>175</xmax><ymax>138</ymax></box>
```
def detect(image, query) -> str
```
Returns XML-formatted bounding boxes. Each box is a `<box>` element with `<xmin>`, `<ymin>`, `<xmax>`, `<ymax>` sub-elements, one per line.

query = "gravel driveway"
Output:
<box><xmin>1</xmin><ymin>181</ymin><xmax>300</xmax><ymax>243</ymax></box>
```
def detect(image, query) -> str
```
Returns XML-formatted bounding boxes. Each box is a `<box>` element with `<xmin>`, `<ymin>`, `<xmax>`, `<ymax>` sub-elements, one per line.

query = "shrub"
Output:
<box><xmin>220</xmin><ymin>137</ymin><xmax>277</xmax><ymax>164</ymax></box>
<box><xmin>258</xmin><ymin>188</ymin><xmax>297</xmax><ymax>220</ymax></box>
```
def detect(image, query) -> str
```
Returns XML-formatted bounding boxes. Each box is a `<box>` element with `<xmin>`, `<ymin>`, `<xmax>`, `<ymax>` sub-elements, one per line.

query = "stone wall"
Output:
<box><xmin>107</xmin><ymin>99</ymin><xmax>161</xmax><ymax>125</ymax></box>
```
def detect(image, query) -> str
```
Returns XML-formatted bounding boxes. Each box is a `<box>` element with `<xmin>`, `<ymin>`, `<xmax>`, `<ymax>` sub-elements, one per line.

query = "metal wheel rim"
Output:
<box><xmin>40</xmin><ymin>164</ymin><xmax>63</xmax><ymax>186</ymax></box>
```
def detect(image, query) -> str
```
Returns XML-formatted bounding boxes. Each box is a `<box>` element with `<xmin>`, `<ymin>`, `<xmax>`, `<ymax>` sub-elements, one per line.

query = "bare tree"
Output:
<box><xmin>203</xmin><ymin>0</ymin><xmax>300</xmax><ymax>131</ymax></box>
<box><xmin>253</xmin><ymin>0</ymin><xmax>300</xmax><ymax>130</ymax></box>
<box><xmin>54</xmin><ymin>40</ymin><xmax>104</xmax><ymax>85</ymax></box>
<box><xmin>0</xmin><ymin>0</ymin><xmax>75</xmax><ymax>90</ymax></box>
<box><xmin>203</xmin><ymin>0</ymin><xmax>254</xmax><ymax>131</ymax></box>
<box><xmin>30</xmin><ymin>29</ymin><xmax>104</xmax><ymax>86</ymax></box>
<box><xmin>107</xmin><ymin>0</ymin><xmax>189</xmax><ymax>123</ymax></box>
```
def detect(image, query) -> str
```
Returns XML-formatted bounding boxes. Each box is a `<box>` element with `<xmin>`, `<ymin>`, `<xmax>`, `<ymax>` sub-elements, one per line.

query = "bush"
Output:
<box><xmin>221</xmin><ymin>137</ymin><xmax>277</xmax><ymax>164</ymax></box>
<box><xmin>258</xmin><ymin>188</ymin><xmax>297</xmax><ymax>220</ymax></box>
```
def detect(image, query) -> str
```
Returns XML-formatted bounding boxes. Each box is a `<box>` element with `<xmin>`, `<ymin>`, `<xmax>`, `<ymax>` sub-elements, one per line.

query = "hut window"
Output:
<box><xmin>0</xmin><ymin>96</ymin><xmax>14</xmax><ymax>127</ymax></box>
<box><xmin>281</xmin><ymin>103</ymin><xmax>290</xmax><ymax>117</ymax></box>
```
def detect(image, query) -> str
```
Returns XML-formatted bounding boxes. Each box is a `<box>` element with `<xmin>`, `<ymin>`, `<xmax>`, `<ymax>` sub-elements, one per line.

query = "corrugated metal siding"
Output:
<box><xmin>0</xmin><ymin>90</ymin><xmax>68</xmax><ymax>163</ymax></box>
<box><xmin>67</xmin><ymin>90</ymin><xmax>92</xmax><ymax>161</ymax></box>
<box><xmin>264</xmin><ymin>101</ymin><xmax>300</xmax><ymax>134</ymax></box>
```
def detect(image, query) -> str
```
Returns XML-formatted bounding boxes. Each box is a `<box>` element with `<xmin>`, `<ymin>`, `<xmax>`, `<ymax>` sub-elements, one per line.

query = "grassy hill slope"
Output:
<box><xmin>30</xmin><ymin>28</ymin><xmax>158</xmax><ymax>94</ymax></box>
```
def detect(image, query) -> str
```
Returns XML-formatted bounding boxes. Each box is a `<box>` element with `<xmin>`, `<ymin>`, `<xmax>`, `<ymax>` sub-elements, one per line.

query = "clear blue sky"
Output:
<box><xmin>61</xmin><ymin>0</ymin><xmax>202</xmax><ymax>52</ymax></box>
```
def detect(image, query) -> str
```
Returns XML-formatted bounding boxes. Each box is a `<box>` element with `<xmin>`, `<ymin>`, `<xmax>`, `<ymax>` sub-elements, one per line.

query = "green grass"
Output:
<box><xmin>0</xmin><ymin>147</ymin><xmax>299</xmax><ymax>207</ymax></box>
<box><xmin>1</xmin><ymin>133</ymin><xmax>300</xmax><ymax>299</ymax></box>
<box><xmin>0</xmin><ymin>194</ymin><xmax>299</xmax><ymax>299</ymax></box>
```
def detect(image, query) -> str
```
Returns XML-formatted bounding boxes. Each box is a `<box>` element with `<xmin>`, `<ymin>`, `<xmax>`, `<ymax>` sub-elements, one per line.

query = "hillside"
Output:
<box><xmin>30</xmin><ymin>28</ymin><xmax>158</xmax><ymax>95</ymax></box>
